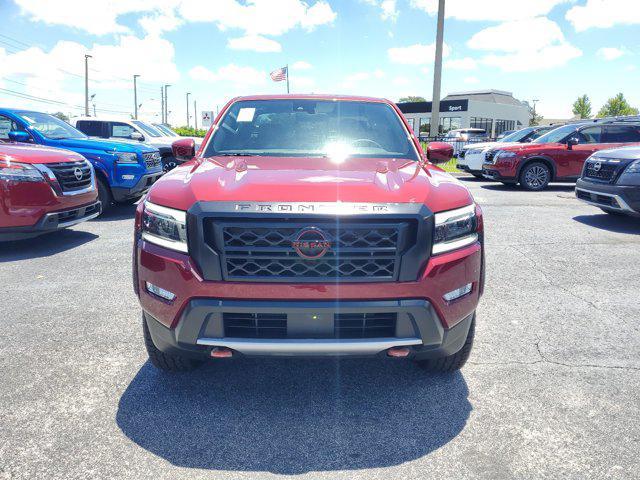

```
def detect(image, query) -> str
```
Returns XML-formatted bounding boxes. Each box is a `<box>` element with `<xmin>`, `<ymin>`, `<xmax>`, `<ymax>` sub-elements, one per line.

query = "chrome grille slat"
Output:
<box><xmin>46</xmin><ymin>161</ymin><xmax>92</xmax><ymax>192</ymax></box>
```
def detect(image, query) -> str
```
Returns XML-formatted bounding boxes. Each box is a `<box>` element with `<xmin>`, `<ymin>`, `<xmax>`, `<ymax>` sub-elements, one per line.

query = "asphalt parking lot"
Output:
<box><xmin>1</xmin><ymin>178</ymin><xmax>639</xmax><ymax>480</ymax></box>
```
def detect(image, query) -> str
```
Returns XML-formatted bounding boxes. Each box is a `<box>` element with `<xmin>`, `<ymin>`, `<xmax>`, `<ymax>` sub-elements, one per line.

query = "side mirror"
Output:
<box><xmin>426</xmin><ymin>141</ymin><xmax>454</xmax><ymax>164</ymax></box>
<box><xmin>131</xmin><ymin>132</ymin><xmax>144</xmax><ymax>141</ymax></box>
<box><xmin>567</xmin><ymin>137</ymin><xmax>579</xmax><ymax>149</ymax></box>
<box><xmin>8</xmin><ymin>131</ymin><xmax>30</xmax><ymax>143</ymax></box>
<box><xmin>172</xmin><ymin>138</ymin><xmax>196</xmax><ymax>161</ymax></box>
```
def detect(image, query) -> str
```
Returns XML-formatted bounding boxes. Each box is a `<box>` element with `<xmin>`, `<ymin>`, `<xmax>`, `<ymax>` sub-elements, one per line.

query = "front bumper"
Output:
<box><xmin>143</xmin><ymin>300</ymin><xmax>475</xmax><ymax>360</ymax></box>
<box><xmin>575</xmin><ymin>179</ymin><xmax>640</xmax><ymax>216</ymax></box>
<box><xmin>0</xmin><ymin>200</ymin><xmax>101</xmax><ymax>241</ymax></box>
<box><xmin>482</xmin><ymin>166</ymin><xmax>515</xmax><ymax>183</ymax></box>
<box><xmin>111</xmin><ymin>172</ymin><xmax>163</xmax><ymax>202</ymax></box>
<box><xmin>136</xmin><ymin>236</ymin><xmax>482</xmax><ymax>359</ymax></box>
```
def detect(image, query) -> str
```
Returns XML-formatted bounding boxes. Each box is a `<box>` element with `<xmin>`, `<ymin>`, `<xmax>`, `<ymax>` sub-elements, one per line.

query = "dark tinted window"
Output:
<box><xmin>578</xmin><ymin>126</ymin><xmax>602</xmax><ymax>144</ymax></box>
<box><xmin>76</xmin><ymin>121</ymin><xmax>104</xmax><ymax>137</ymax></box>
<box><xmin>604</xmin><ymin>125</ymin><xmax>640</xmax><ymax>143</ymax></box>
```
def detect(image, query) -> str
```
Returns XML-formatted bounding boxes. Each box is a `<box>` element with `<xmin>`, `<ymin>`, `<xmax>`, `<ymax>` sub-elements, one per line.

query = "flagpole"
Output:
<box><xmin>286</xmin><ymin>64</ymin><xmax>290</xmax><ymax>94</ymax></box>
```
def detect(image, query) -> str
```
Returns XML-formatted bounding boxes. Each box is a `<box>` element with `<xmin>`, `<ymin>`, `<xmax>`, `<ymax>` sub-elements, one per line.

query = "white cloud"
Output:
<box><xmin>291</xmin><ymin>61</ymin><xmax>313</xmax><ymax>70</ymax></box>
<box><xmin>388</xmin><ymin>43</ymin><xmax>451</xmax><ymax>65</ymax></box>
<box><xmin>139</xmin><ymin>10</ymin><xmax>183</xmax><ymax>36</ymax></box>
<box><xmin>410</xmin><ymin>0</ymin><xmax>569</xmax><ymax>21</ymax></box>
<box><xmin>596</xmin><ymin>47</ymin><xmax>625</xmax><ymax>61</ymax></box>
<box><xmin>464</xmin><ymin>76</ymin><xmax>479</xmax><ymax>84</ymax></box>
<box><xmin>227</xmin><ymin>35</ymin><xmax>282</xmax><ymax>52</ymax></box>
<box><xmin>468</xmin><ymin>17</ymin><xmax>581</xmax><ymax>72</ymax></box>
<box><xmin>380</xmin><ymin>0</ymin><xmax>399</xmax><ymax>21</ymax></box>
<box><xmin>189</xmin><ymin>64</ymin><xmax>267</xmax><ymax>86</ymax></box>
<box><xmin>566</xmin><ymin>0</ymin><xmax>640</xmax><ymax>31</ymax></box>
<box><xmin>445</xmin><ymin>57</ymin><xmax>477</xmax><ymax>70</ymax></box>
<box><xmin>341</xmin><ymin>69</ymin><xmax>385</xmax><ymax>89</ymax></box>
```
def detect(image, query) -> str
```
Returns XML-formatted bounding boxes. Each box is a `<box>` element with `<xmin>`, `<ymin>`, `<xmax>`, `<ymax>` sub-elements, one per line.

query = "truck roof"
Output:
<box><xmin>230</xmin><ymin>94</ymin><xmax>392</xmax><ymax>103</ymax></box>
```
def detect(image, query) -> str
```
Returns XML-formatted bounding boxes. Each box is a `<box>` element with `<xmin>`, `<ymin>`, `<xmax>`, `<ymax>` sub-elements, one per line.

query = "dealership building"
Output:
<box><xmin>397</xmin><ymin>89</ymin><xmax>530</xmax><ymax>138</ymax></box>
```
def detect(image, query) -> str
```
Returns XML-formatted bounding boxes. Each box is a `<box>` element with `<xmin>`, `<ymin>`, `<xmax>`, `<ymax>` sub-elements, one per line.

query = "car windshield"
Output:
<box><xmin>17</xmin><ymin>111</ymin><xmax>87</xmax><ymax>140</ymax></box>
<box><xmin>132</xmin><ymin>121</ymin><xmax>163</xmax><ymax>137</ymax></box>
<box><xmin>204</xmin><ymin>99</ymin><xmax>418</xmax><ymax>160</ymax></box>
<box><xmin>153</xmin><ymin>124</ymin><xmax>178</xmax><ymax>136</ymax></box>
<box><xmin>533</xmin><ymin>124</ymin><xmax>580</xmax><ymax>144</ymax></box>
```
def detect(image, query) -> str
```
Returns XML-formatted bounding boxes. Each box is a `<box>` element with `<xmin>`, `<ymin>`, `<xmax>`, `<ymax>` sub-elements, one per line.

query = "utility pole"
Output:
<box><xmin>133</xmin><ymin>75</ymin><xmax>140</xmax><ymax>119</ymax></box>
<box><xmin>429</xmin><ymin>0</ymin><xmax>445</xmax><ymax>138</ymax></box>
<box><xmin>84</xmin><ymin>54</ymin><xmax>92</xmax><ymax>116</ymax></box>
<box><xmin>194</xmin><ymin>99</ymin><xmax>197</xmax><ymax>130</ymax></box>
<box><xmin>160</xmin><ymin>87</ymin><xmax>165</xmax><ymax>123</ymax></box>
<box><xmin>90</xmin><ymin>94</ymin><xmax>96</xmax><ymax>117</ymax></box>
<box><xmin>164</xmin><ymin>84</ymin><xmax>171</xmax><ymax>124</ymax></box>
<box><xmin>531</xmin><ymin>98</ymin><xmax>540</xmax><ymax>126</ymax></box>
<box><xmin>186</xmin><ymin>92</ymin><xmax>191</xmax><ymax>128</ymax></box>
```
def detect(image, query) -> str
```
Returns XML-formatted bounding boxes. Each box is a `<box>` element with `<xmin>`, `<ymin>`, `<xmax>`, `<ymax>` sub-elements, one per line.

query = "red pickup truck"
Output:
<box><xmin>0</xmin><ymin>143</ymin><xmax>101</xmax><ymax>241</ymax></box>
<box><xmin>134</xmin><ymin>95</ymin><xmax>484</xmax><ymax>373</ymax></box>
<box><xmin>482</xmin><ymin>121</ymin><xmax>640</xmax><ymax>190</ymax></box>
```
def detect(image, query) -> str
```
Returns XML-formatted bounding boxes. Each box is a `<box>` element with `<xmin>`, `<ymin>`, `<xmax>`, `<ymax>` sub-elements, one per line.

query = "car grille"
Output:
<box><xmin>46</xmin><ymin>161</ymin><xmax>92</xmax><ymax>192</ymax></box>
<box><xmin>484</xmin><ymin>150</ymin><xmax>497</xmax><ymax>164</ymax></box>
<box><xmin>143</xmin><ymin>152</ymin><xmax>161</xmax><ymax>169</ymax></box>
<box><xmin>576</xmin><ymin>189</ymin><xmax>620</xmax><ymax>208</ymax></box>
<box><xmin>208</xmin><ymin>219</ymin><xmax>412</xmax><ymax>282</ymax></box>
<box><xmin>223</xmin><ymin>312</ymin><xmax>397</xmax><ymax>339</ymax></box>
<box><xmin>584</xmin><ymin>159</ymin><xmax>620</xmax><ymax>183</ymax></box>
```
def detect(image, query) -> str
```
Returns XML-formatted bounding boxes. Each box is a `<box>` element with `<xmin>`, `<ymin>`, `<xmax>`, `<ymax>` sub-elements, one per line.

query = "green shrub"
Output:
<box><xmin>173</xmin><ymin>126</ymin><xmax>208</xmax><ymax>137</ymax></box>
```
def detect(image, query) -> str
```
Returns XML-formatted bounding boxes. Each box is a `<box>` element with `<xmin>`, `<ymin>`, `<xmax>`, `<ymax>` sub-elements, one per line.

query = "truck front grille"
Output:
<box><xmin>212</xmin><ymin>220</ymin><xmax>411</xmax><ymax>282</ymax></box>
<box><xmin>143</xmin><ymin>152</ymin><xmax>161</xmax><ymax>168</ymax></box>
<box><xmin>46</xmin><ymin>161</ymin><xmax>92</xmax><ymax>192</ymax></box>
<box><xmin>222</xmin><ymin>312</ymin><xmax>397</xmax><ymax>339</ymax></box>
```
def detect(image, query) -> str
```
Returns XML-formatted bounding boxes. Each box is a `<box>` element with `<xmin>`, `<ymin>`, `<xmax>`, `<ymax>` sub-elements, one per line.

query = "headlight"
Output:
<box><xmin>495</xmin><ymin>150</ymin><xmax>516</xmax><ymax>160</ymax></box>
<box><xmin>624</xmin><ymin>159</ymin><xmax>640</xmax><ymax>174</ymax></box>
<box><xmin>433</xmin><ymin>204</ymin><xmax>478</xmax><ymax>255</ymax></box>
<box><xmin>115</xmin><ymin>152</ymin><xmax>139</xmax><ymax>164</ymax></box>
<box><xmin>141</xmin><ymin>201</ymin><xmax>188</xmax><ymax>253</ymax></box>
<box><xmin>0</xmin><ymin>160</ymin><xmax>45</xmax><ymax>182</ymax></box>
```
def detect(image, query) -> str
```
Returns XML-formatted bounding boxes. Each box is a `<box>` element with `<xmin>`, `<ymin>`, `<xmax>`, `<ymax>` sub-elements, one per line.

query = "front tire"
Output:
<box><xmin>143</xmin><ymin>318</ymin><xmax>203</xmax><ymax>372</ymax></box>
<box><xmin>96</xmin><ymin>177</ymin><xmax>112</xmax><ymax>213</ymax></box>
<box><xmin>519</xmin><ymin>161</ymin><xmax>551</xmax><ymax>191</ymax></box>
<box><xmin>416</xmin><ymin>315</ymin><xmax>475</xmax><ymax>373</ymax></box>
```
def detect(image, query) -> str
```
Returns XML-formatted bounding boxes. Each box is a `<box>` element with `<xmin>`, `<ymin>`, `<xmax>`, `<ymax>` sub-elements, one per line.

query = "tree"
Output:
<box><xmin>597</xmin><ymin>93</ymin><xmax>639</xmax><ymax>118</ymax></box>
<box><xmin>398</xmin><ymin>96</ymin><xmax>427</xmax><ymax>103</ymax></box>
<box><xmin>52</xmin><ymin>112</ymin><xmax>69</xmax><ymax>122</ymax></box>
<box><xmin>524</xmin><ymin>101</ymin><xmax>543</xmax><ymax>126</ymax></box>
<box><xmin>572</xmin><ymin>95</ymin><xmax>592</xmax><ymax>119</ymax></box>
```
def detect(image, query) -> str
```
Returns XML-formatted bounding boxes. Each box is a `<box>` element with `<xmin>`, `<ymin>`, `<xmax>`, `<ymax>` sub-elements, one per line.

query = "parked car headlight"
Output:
<box><xmin>433</xmin><ymin>204</ymin><xmax>478</xmax><ymax>255</ymax></box>
<box><xmin>115</xmin><ymin>152</ymin><xmax>139</xmax><ymax>164</ymax></box>
<box><xmin>495</xmin><ymin>150</ymin><xmax>517</xmax><ymax>160</ymax></box>
<box><xmin>624</xmin><ymin>159</ymin><xmax>640</xmax><ymax>174</ymax></box>
<box><xmin>141</xmin><ymin>201</ymin><xmax>188</xmax><ymax>253</ymax></box>
<box><xmin>0</xmin><ymin>160</ymin><xmax>45</xmax><ymax>182</ymax></box>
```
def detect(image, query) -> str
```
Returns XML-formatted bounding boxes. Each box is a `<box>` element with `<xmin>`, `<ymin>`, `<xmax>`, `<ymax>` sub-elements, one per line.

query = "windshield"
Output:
<box><xmin>500</xmin><ymin>128</ymin><xmax>534</xmax><ymax>143</ymax></box>
<box><xmin>153</xmin><ymin>124</ymin><xmax>178</xmax><ymax>136</ymax></box>
<box><xmin>132</xmin><ymin>121</ymin><xmax>163</xmax><ymax>137</ymax></box>
<box><xmin>204</xmin><ymin>99</ymin><xmax>418</xmax><ymax>160</ymax></box>
<box><xmin>533</xmin><ymin>124</ymin><xmax>580</xmax><ymax>144</ymax></box>
<box><xmin>17</xmin><ymin>111</ymin><xmax>86</xmax><ymax>140</ymax></box>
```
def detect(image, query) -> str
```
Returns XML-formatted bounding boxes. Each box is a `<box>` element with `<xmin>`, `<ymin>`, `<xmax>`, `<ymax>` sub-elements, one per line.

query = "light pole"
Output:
<box><xmin>164</xmin><ymin>84</ymin><xmax>171</xmax><ymax>124</ymax></box>
<box><xmin>186</xmin><ymin>92</ymin><xmax>191</xmax><ymax>128</ymax></box>
<box><xmin>194</xmin><ymin>99</ymin><xmax>197</xmax><ymax>130</ymax></box>
<box><xmin>133</xmin><ymin>75</ymin><xmax>140</xmax><ymax>119</ymax></box>
<box><xmin>84</xmin><ymin>54</ymin><xmax>92</xmax><ymax>116</ymax></box>
<box><xmin>429</xmin><ymin>0</ymin><xmax>445</xmax><ymax>138</ymax></box>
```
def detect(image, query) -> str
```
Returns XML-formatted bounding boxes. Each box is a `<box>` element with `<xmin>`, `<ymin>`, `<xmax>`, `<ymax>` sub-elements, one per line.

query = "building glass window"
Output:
<box><xmin>470</xmin><ymin>117</ymin><xmax>493</xmax><ymax>135</ymax></box>
<box><xmin>407</xmin><ymin>118</ymin><xmax>415</xmax><ymax>131</ymax></box>
<box><xmin>495</xmin><ymin>120</ymin><xmax>515</xmax><ymax>136</ymax></box>
<box><xmin>419</xmin><ymin>117</ymin><xmax>430</xmax><ymax>136</ymax></box>
<box><xmin>439</xmin><ymin>117</ymin><xmax>461</xmax><ymax>134</ymax></box>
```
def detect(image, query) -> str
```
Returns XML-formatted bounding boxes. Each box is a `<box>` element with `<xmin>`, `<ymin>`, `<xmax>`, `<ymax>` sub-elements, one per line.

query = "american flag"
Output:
<box><xmin>270</xmin><ymin>66</ymin><xmax>288</xmax><ymax>82</ymax></box>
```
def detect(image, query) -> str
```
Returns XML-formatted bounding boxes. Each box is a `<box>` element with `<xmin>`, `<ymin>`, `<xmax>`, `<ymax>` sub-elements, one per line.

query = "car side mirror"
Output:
<box><xmin>172</xmin><ymin>138</ymin><xmax>196</xmax><ymax>161</ymax></box>
<box><xmin>131</xmin><ymin>132</ymin><xmax>144</xmax><ymax>141</ymax></box>
<box><xmin>426</xmin><ymin>141</ymin><xmax>454</xmax><ymax>164</ymax></box>
<box><xmin>8</xmin><ymin>131</ymin><xmax>30</xmax><ymax>143</ymax></box>
<box><xmin>567</xmin><ymin>137</ymin><xmax>579</xmax><ymax>149</ymax></box>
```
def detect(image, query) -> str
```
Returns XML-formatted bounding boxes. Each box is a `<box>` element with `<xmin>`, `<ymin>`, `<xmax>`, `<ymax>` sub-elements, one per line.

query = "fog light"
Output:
<box><xmin>145</xmin><ymin>282</ymin><xmax>176</xmax><ymax>301</ymax></box>
<box><xmin>443</xmin><ymin>283</ymin><xmax>472</xmax><ymax>302</ymax></box>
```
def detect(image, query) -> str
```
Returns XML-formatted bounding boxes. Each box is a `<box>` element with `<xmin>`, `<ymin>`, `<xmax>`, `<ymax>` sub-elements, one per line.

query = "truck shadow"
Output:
<box><xmin>573</xmin><ymin>214</ymin><xmax>640</xmax><ymax>234</ymax></box>
<box><xmin>116</xmin><ymin>359</ymin><xmax>471</xmax><ymax>474</ymax></box>
<box><xmin>92</xmin><ymin>203</ymin><xmax>138</xmax><ymax>222</ymax></box>
<box><xmin>0</xmin><ymin>229</ymin><xmax>98</xmax><ymax>262</ymax></box>
<box><xmin>480</xmin><ymin>183</ymin><xmax>575</xmax><ymax>192</ymax></box>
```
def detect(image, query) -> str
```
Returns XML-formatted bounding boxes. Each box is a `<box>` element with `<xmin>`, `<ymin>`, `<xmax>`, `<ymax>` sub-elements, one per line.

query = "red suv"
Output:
<box><xmin>1</xmin><ymin>143</ymin><xmax>101</xmax><ymax>241</ymax></box>
<box><xmin>482</xmin><ymin>121</ymin><xmax>640</xmax><ymax>190</ymax></box>
<box><xmin>133</xmin><ymin>95</ymin><xmax>484</xmax><ymax>373</ymax></box>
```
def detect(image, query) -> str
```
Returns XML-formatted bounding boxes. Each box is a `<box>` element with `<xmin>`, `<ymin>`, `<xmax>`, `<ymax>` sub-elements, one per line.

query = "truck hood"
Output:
<box><xmin>493</xmin><ymin>142</ymin><xmax>565</xmax><ymax>154</ymax></box>
<box><xmin>0</xmin><ymin>143</ymin><xmax>87</xmax><ymax>164</ymax></box>
<box><xmin>147</xmin><ymin>156</ymin><xmax>474</xmax><ymax>213</ymax></box>
<box><xmin>53</xmin><ymin>137</ymin><xmax>157</xmax><ymax>154</ymax></box>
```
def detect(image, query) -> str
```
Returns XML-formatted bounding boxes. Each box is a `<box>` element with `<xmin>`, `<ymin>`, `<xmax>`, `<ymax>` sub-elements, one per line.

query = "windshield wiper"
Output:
<box><xmin>217</xmin><ymin>153</ymin><xmax>256</xmax><ymax>157</ymax></box>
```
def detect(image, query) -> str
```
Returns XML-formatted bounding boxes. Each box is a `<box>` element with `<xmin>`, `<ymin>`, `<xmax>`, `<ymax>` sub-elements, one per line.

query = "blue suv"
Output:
<box><xmin>0</xmin><ymin>109</ymin><xmax>163</xmax><ymax>212</ymax></box>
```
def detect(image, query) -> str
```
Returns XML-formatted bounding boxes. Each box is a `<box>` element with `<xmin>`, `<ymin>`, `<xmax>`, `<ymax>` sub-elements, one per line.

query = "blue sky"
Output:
<box><xmin>0</xmin><ymin>0</ymin><xmax>638</xmax><ymax>125</ymax></box>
